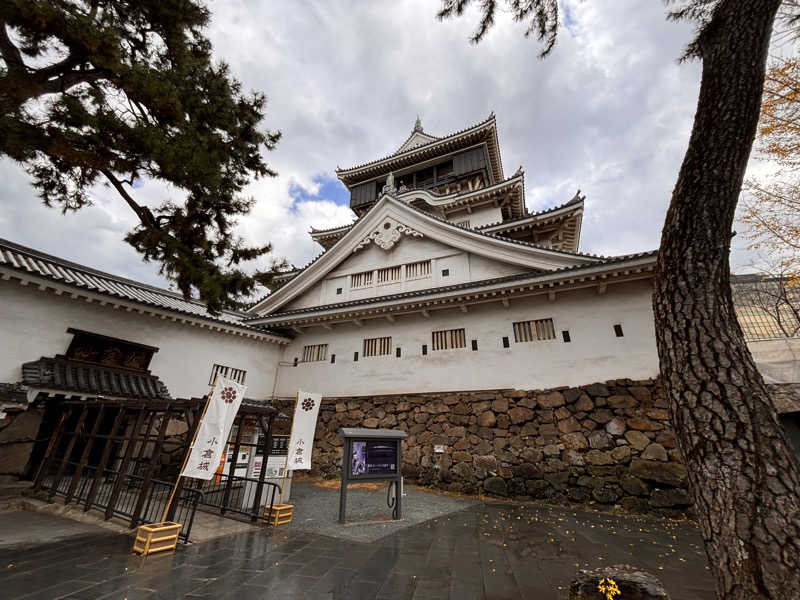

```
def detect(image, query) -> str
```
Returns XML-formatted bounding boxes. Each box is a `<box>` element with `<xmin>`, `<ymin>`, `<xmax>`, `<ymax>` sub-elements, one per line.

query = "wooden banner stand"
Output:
<box><xmin>132</xmin><ymin>379</ymin><xmax>217</xmax><ymax>556</ymax></box>
<box><xmin>262</xmin><ymin>393</ymin><xmax>300</xmax><ymax>528</ymax></box>
<box><xmin>132</xmin><ymin>521</ymin><xmax>182</xmax><ymax>555</ymax></box>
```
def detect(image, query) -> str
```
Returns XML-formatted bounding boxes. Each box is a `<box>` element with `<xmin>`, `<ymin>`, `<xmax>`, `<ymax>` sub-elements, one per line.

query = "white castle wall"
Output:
<box><xmin>747</xmin><ymin>337</ymin><xmax>800</xmax><ymax>384</ymax></box>
<box><xmin>447</xmin><ymin>205</ymin><xmax>503</xmax><ymax>228</ymax></box>
<box><xmin>282</xmin><ymin>237</ymin><xmax>528</xmax><ymax>311</ymax></box>
<box><xmin>0</xmin><ymin>282</ymin><xmax>284</xmax><ymax>399</ymax></box>
<box><xmin>275</xmin><ymin>280</ymin><xmax>661</xmax><ymax>397</ymax></box>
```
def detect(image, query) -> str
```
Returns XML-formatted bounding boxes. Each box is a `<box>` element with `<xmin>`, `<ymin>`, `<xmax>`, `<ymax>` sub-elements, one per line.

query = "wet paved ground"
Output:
<box><xmin>0</xmin><ymin>500</ymin><xmax>715</xmax><ymax>600</ymax></box>
<box><xmin>289</xmin><ymin>480</ymin><xmax>479</xmax><ymax>542</ymax></box>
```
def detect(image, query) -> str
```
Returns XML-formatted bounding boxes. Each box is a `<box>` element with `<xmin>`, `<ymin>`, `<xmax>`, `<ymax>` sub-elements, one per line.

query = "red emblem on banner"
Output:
<box><xmin>221</xmin><ymin>387</ymin><xmax>237</xmax><ymax>404</ymax></box>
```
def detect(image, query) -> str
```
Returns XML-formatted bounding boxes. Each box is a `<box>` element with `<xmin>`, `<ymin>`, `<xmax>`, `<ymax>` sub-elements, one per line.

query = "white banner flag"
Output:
<box><xmin>181</xmin><ymin>377</ymin><xmax>246</xmax><ymax>480</ymax></box>
<box><xmin>286</xmin><ymin>390</ymin><xmax>321</xmax><ymax>471</ymax></box>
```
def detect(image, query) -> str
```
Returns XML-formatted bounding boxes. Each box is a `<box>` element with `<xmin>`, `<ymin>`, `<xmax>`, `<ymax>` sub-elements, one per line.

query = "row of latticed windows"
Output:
<box><xmin>350</xmin><ymin>260</ymin><xmax>432</xmax><ymax>289</ymax></box>
<box><xmin>208</xmin><ymin>363</ymin><xmax>247</xmax><ymax>385</ymax></box>
<box><xmin>296</xmin><ymin>318</ymin><xmax>629</xmax><ymax>364</ymax></box>
<box><xmin>302</xmin><ymin>343</ymin><xmax>328</xmax><ymax>363</ymax></box>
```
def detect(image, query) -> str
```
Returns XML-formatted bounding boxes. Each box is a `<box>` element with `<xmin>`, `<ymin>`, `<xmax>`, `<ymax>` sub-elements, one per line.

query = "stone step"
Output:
<box><xmin>0</xmin><ymin>481</ymin><xmax>33</xmax><ymax>497</ymax></box>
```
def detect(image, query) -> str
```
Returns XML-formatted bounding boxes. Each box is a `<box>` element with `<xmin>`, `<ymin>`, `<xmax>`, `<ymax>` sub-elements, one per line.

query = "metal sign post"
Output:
<box><xmin>338</xmin><ymin>428</ymin><xmax>408</xmax><ymax>524</ymax></box>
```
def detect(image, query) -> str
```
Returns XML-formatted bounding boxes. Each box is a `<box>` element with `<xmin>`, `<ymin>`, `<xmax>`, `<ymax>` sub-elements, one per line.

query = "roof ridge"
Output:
<box><xmin>0</xmin><ymin>237</ymin><xmax>250</xmax><ymax>315</ymax></box>
<box><xmin>312</xmin><ymin>172</ymin><xmax>525</xmax><ymax>236</ymax></box>
<box><xmin>262</xmin><ymin>194</ymin><xmax>602</xmax><ymax>298</ymax></box>
<box><xmin>336</xmin><ymin>113</ymin><xmax>496</xmax><ymax>175</ymax></box>
<box><xmin>478</xmin><ymin>193</ymin><xmax>585</xmax><ymax>230</ymax></box>
<box><xmin>247</xmin><ymin>250</ymin><xmax>658</xmax><ymax>321</ymax></box>
<box><xmin>0</xmin><ymin>237</ymin><xmax>293</xmax><ymax>336</ymax></box>
<box><xmin>399</xmin><ymin>198</ymin><xmax>601</xmax><ymax>260</ymax></box>
<box><xmin>394</xmin><ymin>128</ymin><xmax>441</xmax><ymax>155</ymax></box>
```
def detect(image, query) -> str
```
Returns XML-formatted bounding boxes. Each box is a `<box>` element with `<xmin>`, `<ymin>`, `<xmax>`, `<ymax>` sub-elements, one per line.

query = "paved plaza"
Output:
<box><xmin>1</xmin><ymin>484</ymin><xmax>715</xmax><ymax>600</ymax></box>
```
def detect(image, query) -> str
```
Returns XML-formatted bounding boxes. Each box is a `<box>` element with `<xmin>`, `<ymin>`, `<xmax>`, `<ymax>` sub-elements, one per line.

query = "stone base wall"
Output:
<box><xmin>0</xmin><ymin>407</ymin><xmax>42</xmax><ymax>480</ymax></box>
<box><xmin>278</xmin><ymin>378</ymin><xmax>693</xmax><ymax>517</ymax></box>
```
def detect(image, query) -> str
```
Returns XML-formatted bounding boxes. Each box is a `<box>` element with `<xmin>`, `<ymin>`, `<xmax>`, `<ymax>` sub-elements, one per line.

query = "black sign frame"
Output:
<box><xmin>338</xmin><ymin>428</ymin><xmax>407</xmax><ymax>523</ymax></box>
<box><xmin>346</xmin><ymin>438</ymin><xmax>401</xmax><ymax>480</ymax></box>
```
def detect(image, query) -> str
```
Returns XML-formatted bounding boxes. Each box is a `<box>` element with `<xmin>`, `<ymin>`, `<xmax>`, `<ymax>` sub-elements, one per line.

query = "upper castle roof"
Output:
<box><xmin>336</xmin><ymin>113</ymin><xmax>504</xmax><ymax>187</ymax></box>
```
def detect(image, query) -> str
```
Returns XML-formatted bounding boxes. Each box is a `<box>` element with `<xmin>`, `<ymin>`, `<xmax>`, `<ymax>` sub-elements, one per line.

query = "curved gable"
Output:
<box><xmin>249</xmin><ymin>194</ymin><xmax>598</xmax><ymax>317</ymax></box>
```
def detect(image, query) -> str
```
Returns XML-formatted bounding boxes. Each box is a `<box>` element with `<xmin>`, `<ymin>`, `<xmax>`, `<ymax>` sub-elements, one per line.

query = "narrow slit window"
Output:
<box><xmin>396</xmin><ymin>347</ymin><xmax>402</xmax><ymax>358</ymax></box>
<box><xmin>406</xmin><ymin>260</ymin><xmax>432</xmax><ymax>280</ymax></box>
<box><xmin>471</xmin><ymin>339</ymin><xmax>478</xmax><ymax>351</ymax></box>
<box><xmin>502</xmin><ymin>336</ymin><xmax>510</xmax><ymax>348</ymax></box>
<box><xmin>330</xmin><ymin>354</ymin><xmax>336</xmax><ymax>364</ymax></box>
<box><xmin>302</xmin><ymin>344</ymin><xmax>328</xmax><ymax>362</ymax></box>
<box><xmin>377</xmin><ymin>266</ymin><xmax>402</xmax><ymax>285</ymax></box>
<box><xmin>513</xmin><ymin>318</ymin><xmax>556</xmax><ymax>343</ymax></box>
<box><xmin>209</xmin><ymin>364</ymin><xmax>247</xmax><ymax>385</ymax></box>
<box><xmin>562</xmin><ymin>330</ymin><xmax>571</xmax><ymax>343</ymax></box>
<box><xmin>431</xmin><ymin>328</ymin><xmax>466</xmax><ymax>351</ymax></box>
<box><xmin>422</xmin><ymin>344</ymin><xmax>428</xmax><ymax>356</ymax></box>
<box><xmin>363</xmin><ymin>336</ymin><xmax>392</xmax><ymax>357</ymax></box>
<box><xmin>614</xmin><ymin>324</ymin><xmax>624</xmax><ymax>338</ymax></box>
<box><xmin>350</xmin><ymin>271</ymin><xmax>373</xmax><ymax>289</ymax></box>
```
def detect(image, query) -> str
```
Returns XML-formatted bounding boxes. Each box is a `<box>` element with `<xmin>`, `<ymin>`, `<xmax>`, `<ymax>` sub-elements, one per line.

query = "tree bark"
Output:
<box><xmin>654</xmin><ymin>1</ymin><xmax>800</xmax><ymax>599</ymax></box>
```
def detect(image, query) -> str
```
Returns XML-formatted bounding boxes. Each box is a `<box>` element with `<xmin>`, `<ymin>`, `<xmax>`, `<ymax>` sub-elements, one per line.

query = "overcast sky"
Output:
<box><xmin>0</xmin><ymin>0</ymin><xmax>783</xmax><ymax>291</ymax></box>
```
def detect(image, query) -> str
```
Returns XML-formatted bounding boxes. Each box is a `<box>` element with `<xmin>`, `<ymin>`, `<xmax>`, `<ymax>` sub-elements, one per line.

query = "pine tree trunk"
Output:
<box><xmin>653</xmin><ymin>1</ymin><xmax>800</xmax><ymax>598</ymax></box>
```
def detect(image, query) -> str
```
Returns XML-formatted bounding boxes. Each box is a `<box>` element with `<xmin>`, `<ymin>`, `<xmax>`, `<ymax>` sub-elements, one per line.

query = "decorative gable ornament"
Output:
<box><xmin>354</xmin><ymin>218</ymin><xmax>423</xmax><ymax>253</ymax></box>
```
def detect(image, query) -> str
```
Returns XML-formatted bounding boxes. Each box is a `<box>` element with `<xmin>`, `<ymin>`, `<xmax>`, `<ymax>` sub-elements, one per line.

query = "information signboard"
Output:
<box><xmin>338</xmin><ymin>428</ymin><xmax>407</xmax><ymax>523</ymax></box>
<box><xmin>350</xmin><ymin>440</ymin><xmax>399</xmax><ymax>477</ymax></box>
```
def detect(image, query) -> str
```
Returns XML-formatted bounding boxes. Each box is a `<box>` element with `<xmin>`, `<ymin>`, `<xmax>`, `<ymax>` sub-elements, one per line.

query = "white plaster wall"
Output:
<box><xmin>275</xmin><ymin>280</ymin><xmax>660</xmax><ymax>397</ymax></box>
<box><xmin>0</xmin><ymin>282</ymin><xmax>284</xmax><ymax>399</ymax></box>
<box><xmin>747</xmin><ymin>337</ymin><xmax>800</xmax><ymax>383</ymax></box>
<box><xmin>467</xmin><ymin>254</ymin><xmax>532</xmax><ymax>281</ymax></box>
<box><xmin>281</xmin><ymin>237</ymin><xmax>529</xmax><ymax>310</ymax></box>
<box><xmin>447</xmin><ymin>206</ymin><xmax>502</xmax><ymax>228</ymax></box>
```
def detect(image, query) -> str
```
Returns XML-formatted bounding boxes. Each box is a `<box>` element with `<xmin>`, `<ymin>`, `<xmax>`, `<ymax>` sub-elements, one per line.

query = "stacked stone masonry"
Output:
<box><xmin>278</xmin><ymin>378</ymin><xmax>694</xmax><ymax>517</ymax></box>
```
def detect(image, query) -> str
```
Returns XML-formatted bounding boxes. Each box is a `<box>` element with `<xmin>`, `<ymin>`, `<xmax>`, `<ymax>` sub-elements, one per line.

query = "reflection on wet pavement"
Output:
<box><xmin>0</xmin><ymin>503</ymin><xmax>715</xmax><ymax>600</ymax></box>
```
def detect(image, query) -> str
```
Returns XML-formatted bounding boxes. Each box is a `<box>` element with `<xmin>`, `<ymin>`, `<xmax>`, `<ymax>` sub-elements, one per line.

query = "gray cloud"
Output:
<box><xmin>0</xmin><ymin>0</ymin><xmax>769</xmax><ymax>290</ymax></box>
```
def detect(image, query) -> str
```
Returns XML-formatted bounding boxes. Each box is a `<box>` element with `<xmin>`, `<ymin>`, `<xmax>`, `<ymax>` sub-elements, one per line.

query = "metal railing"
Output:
<box><xmin>40</xmin><ymin>461</ymin><xmax>202</xmax><ymax>542</ymax></box>
<box><xmin>193</xmin><ymin>472</ymin><xmax>281</xmax><ymax>523</ymax></box>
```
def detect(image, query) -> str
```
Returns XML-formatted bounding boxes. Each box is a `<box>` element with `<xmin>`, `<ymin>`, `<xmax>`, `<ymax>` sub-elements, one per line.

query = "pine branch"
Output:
<box><xmin>100</xmin><ymin>168</ymin><xmax>157</xmax><ymax>229</ymax></box>
<box><xmin>0</xmin><ymin>21</ymin><xmax>24</xmax><ymax>73</ymax></box>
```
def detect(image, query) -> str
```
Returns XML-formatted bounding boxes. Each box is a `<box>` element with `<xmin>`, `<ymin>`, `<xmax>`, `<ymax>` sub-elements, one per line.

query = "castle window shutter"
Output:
<box><xmin>350</xmin><ymin>180</ymin><xmax>377</xmax><ymax>209</ymax></box>
<box><xmin>453</xmin><ymin>147</ymin><xmax>486</xmax><ymax>176</ymax></box>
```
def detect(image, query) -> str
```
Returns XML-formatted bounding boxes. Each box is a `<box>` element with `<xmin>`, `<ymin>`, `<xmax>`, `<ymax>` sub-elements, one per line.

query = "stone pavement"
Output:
<box><xmin>0</xmin><ymin>500</ymin><xmax>715</xmax><ymax>600</ymax></box>
<box><xmin>289</xmin><ymin>480</ymin><xmax>479</xmax><ymax>542</ymax></box>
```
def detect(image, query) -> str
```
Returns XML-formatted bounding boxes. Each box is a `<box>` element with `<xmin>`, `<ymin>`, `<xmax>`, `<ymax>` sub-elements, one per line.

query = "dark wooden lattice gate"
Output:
<box><xmin>32</xmin><ymin>397</ymin><xmax>203</xmax><ymax>541</ymax></box>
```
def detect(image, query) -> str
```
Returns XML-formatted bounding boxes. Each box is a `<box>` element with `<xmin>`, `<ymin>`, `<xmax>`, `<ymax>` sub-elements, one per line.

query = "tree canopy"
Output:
<box><xmin>741</xmin><ymin>57</ymin><xmax>800</xmax><ymax>282</ymax></box>
<box><xmin>0</xmin><ymin>0</ymin><xmax>284</xmax><ymax>313</ymax></box>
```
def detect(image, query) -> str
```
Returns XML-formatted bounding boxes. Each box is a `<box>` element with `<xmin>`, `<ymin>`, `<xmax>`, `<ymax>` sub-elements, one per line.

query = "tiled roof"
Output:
<box><xmin>336</xmin><ymin>114</ymin><xmax>503</xmax><ymax>184</ymax></box>
<box><xmin>311</xmin><ymin>183</ymin><xmax>576</xmax><ymax>245</ymax></box>
<box><xmin>22</xmin><ymin>356</ymin><xmax>171</xmax><ymax>400</ymax></box>
<box><xmin>337</xmin><ymin>113</ymin><xmax>494</xmax><ymax>174</ymax></box>
<box><xmin>402</xmin><ymin>197</ymin><xmax>601</xmax><ymax>260</ymax></box>
<box><xmin>478</xmin><ymin>192</ymin><xmax>584</xmax><ymax>231</ymax></box>
<box><xmin>248</xmin><ymin>250</ymin><xmax>657</xmax><ymax>321</ymax></box>
<box><xmin>394</xmin><ymin>127</ymin><xmax>440</xmax><ymax>154</ymax></box>
<box><xmin>310</xmin><ymin>221</ymin><xmax>359</xmax><ymax>235</ymax></box>
<box><xmin>0</xmin><ymin>383</ymin><xmax>27</xmax><ymax>405</ymax></box>
<box><xmin>0</xmin><ymin>237</ymin><xmax>289</xmax><ymax>336</ymax></box>
<box><xmin>265</xmin><ymin>195</ymin><xmax>602</xmax><ymax>297</ymax></box>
